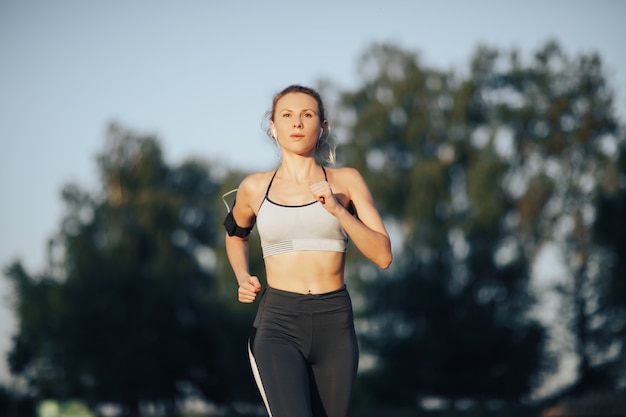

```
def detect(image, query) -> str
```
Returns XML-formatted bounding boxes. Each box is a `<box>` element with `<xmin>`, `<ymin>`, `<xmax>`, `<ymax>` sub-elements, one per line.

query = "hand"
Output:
<box><xmin>309</xmin><ymin>180</ymin><xmax>339</xmax><ymax>214</ymax></box>
<box><xmin>238</xmin><ymin>276</ymin><xmax>262</xmax><ymax>303</ymax></box>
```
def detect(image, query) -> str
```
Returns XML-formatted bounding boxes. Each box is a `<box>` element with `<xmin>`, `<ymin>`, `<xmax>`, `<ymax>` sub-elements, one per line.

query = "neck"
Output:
<box><xmin>278</xmin><ymin>157</ymin><xmax>322</xmax><ymax>183</ymax></box>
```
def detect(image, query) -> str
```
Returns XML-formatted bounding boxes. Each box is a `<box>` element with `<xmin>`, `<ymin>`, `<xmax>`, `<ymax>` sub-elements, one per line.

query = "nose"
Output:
<box><xmin>293</xmin><ymin>116</ymin><xmax>303</xmax><ymax>128</ymax></box>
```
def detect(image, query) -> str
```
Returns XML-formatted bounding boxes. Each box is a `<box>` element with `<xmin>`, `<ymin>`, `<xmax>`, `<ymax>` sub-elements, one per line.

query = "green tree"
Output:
<box><xmin>336</xmin><ymin>43</ymin><xmax>547</xmax><ymax>405</ymax></box>
<box><xmin>592</xmin><ymin>139</ymin><xmax>626</xmax><ymax>390</ymax></box>
<box><xmin>5</xmin><ymin>123</ymin><xmax>256</xmax><ymax>416</ymax></box>
<box><xmin>468</xmin><ymin>41</ymin><xmax>625</xmax><ymax>395</ymax></box>
<box><xmin>337</xmin><ymin>41</ymin><xmax>625</xmax><ymax>407</ymax></box>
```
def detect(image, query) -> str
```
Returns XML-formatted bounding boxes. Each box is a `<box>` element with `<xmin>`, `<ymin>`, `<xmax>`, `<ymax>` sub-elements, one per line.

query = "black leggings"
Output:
<box><xmin>248</xmin><ymin>286</ymin><xmax>359</xmax><ymax>417</ymax></box>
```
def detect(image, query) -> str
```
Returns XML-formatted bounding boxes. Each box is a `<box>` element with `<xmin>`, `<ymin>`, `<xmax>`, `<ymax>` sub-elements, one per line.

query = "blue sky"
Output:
<box><xmin>1</xmin><ymin>0</ymin><xmax>625</xmax><ymax>386</ymax></box>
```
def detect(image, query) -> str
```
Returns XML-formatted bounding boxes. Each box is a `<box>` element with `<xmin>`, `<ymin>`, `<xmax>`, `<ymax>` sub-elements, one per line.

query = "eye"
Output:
<box><xmin>303</xmin><ymin>112</ymin><xmax>315</xmax><ymax>118</ymax></box>
<box><xmin>281</xmin><ymin>112</ymin><xmax>292</xmax><ymax>118</ymax></box>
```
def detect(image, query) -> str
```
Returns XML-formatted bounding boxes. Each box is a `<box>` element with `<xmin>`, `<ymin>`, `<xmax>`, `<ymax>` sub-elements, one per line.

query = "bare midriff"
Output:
<box><xmin>264</xmin><ymin>251</ymin><xmax>346</xmax><ymax>295</ymax></box>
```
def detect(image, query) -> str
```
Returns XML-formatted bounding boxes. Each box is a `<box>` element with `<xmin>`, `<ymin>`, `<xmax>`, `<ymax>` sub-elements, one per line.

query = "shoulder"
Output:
<box><xmin>239</xmin><ymin>171</ymin><xmax>274</xmax><ymax>192</ymax></box>
<box><xmin>325</xmin><ymin>166</ymin><xmax>371</xmax><ymax>205</ymax></box>
<box><xmin>236</xmin><ymin>170</ymin><xmax>276</xmax><ymax>211</ymax></box>
<box><xmin>325</xmin><ymin>166</ymin><xmax>365</xmax><ymax>185</ymax></box>
<box><xmin>325</xmin><ymin>165</ymin><xmax>360</xmax><ymax>178</ymax></box>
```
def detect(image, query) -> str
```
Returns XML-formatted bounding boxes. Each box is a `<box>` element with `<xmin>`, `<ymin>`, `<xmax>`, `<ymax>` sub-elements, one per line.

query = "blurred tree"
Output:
<box><xmin>592</xmin><ymin>139</ymin><xmax>626</xmax><ymax>390</ymax></box>
<box><xmin>336</xmin><ymin>43</ymin><xmax>547</xmax><ymax>405</ymax></box>
<box><xmin>469</xmin><ymin>41</ymin><xmax>625</xmax><ymax>395</ymax></box>
<box><xmin>5</xmin><ymin>123</ymin><xmax>257</xmax><ymax>416</ymax></box>
<box><xmin>336</xmin><ymin>40</ymin><xmax>624</xmax><ymax>406</ymax></box>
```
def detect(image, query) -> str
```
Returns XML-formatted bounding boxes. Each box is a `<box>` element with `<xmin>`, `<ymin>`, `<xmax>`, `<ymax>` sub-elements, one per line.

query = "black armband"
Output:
<box><xmin>224</xmin><ymin>211</ymin><xmax>254</xmax><ymax>238</ymax></box>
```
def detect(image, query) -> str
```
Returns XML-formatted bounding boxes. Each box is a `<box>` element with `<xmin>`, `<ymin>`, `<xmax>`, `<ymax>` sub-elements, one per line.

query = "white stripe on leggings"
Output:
<box><xmin>248</xmin><ymin>340</ymin><xmax>273</xmax><ymax>417</ymax></box>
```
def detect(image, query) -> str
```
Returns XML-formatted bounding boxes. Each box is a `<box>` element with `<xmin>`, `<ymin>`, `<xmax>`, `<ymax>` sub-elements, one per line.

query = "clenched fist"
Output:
<box><xmin>238</xmin><ymin>275</ymin><xmax>262</xmax><ymax>303</ymax></box>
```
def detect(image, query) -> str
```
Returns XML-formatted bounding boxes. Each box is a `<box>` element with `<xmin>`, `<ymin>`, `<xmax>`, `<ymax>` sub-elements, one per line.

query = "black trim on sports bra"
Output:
<box><xmin>264</xmin><ymin>166</ymin><xmax>329</xmax><ymax>207</ymax></box>
<box><xmin>264</xmin><ymin>169</ymin><xmax>278</xmax><ymax>198</ymax></box>
<box><xmin>263</xmin><ymin>166</ymin><xmax>357</xmax><ymax>215</ymax></box>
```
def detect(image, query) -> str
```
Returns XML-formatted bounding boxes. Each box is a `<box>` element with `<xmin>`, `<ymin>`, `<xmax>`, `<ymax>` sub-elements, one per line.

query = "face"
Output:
<box><xmin>271</xmin><ymin>92</ymin><xmax>325</xmax><ymax>156</ymax></box>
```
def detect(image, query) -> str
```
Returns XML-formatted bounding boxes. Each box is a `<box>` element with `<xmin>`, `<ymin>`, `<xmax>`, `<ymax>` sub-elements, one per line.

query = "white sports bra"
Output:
<box><xmin>256</xmin><ymin>167</ymin><xmax>348</xmax><ymax>258</ymax></box>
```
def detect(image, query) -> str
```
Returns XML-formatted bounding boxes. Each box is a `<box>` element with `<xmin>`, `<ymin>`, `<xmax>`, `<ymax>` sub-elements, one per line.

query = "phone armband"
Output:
<box><xmin>224</xmin><ymin>211</ymin><xmax>254</xmax><ymax>238</ymax></box>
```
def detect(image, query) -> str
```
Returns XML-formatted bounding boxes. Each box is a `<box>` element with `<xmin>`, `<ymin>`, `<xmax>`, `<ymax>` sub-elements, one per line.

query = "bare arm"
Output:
<box><xmin>309</xmin><ymin>168</ymin><xmax>392</xmax><ymax>269</ymax></box>
<box><xmin>224</xmin><ymin>177</ymin><xmax>262</xmax><ymax>302</ymax></box>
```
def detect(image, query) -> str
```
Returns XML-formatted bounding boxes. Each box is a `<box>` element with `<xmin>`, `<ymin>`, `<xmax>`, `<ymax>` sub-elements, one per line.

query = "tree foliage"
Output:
<box><xmin>335</xmin><ymin>41</ymin><xmax>625</xmax><ymax>404</ymax></box>
<box><xmin>592</xmin><ymin>139</ymin><xmax>626</xmax><ymax>389</ymax></box>
<box><xmin>335</xmin><ymin>43</ymin><xmax>546</xmax><ymax>404</ymax></box>
<box><xmin>5</xmin><ymin>124</ymin><xmax>256</xmax><ymax>416</ymax></box>
<box><xmin>466</xmin><ymin>41</ymin><xmax>625</xmax><ymax>395</ymax></box>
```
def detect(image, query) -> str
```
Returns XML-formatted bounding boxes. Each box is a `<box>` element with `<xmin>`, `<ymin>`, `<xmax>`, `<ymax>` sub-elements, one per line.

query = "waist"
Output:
<box><xmin>264</xmin><ymin>251</ymin><xmax>345</xmax><ymax>292</ymax></box>
<box><xmin>261</xmin><ymin>285</ymin><xmax>352</xmax><ymax>314</ymax></box>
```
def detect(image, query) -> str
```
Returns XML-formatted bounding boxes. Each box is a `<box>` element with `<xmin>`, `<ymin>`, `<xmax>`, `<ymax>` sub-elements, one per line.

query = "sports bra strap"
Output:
<box><xmin>264</xmin><ymin>170</ymin><xmax>279</xmax><ymax>198</ymax></box>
